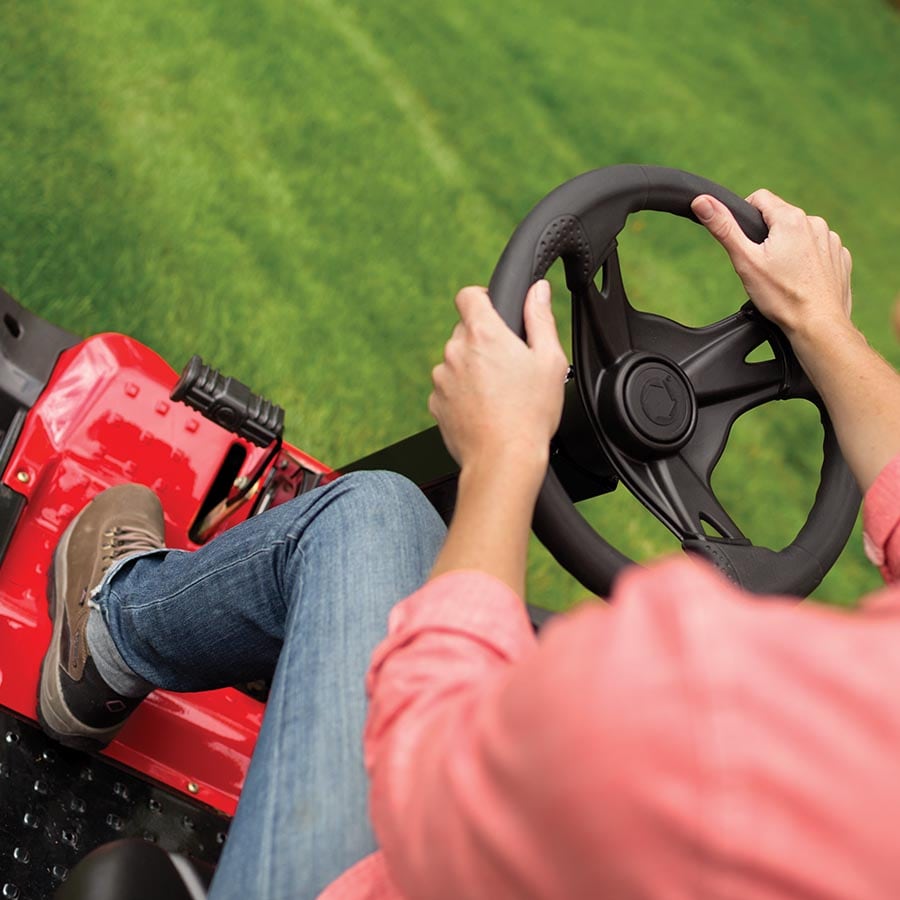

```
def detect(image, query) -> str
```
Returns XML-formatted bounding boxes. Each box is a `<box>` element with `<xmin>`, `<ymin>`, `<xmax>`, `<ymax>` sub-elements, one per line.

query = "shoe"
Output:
<box><xmin>37</xmin><ymin>484</ymin><xmax>165</xmax><ymax>751</ymax></box>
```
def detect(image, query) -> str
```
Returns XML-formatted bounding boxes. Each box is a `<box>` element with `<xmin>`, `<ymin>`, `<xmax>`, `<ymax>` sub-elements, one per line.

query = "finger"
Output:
<box><xmin>453</xmin><ymin>286</ymin><xmax>493</xmax><ymax>324</ymax></box>
<box><xmin>806</xmin><ymin>216</ymin><xmax>830</xmax><ymax>254</ymax></box>
<box><xmin>842</xmin><ymin>246</ymin><xmax>853</xmax><ymax>276</ymax></box>
<box><xmin>523</xmin><ymin>279</ymin><xmax>563</xmax><ymax>353</ymax></box>
<box><xmin>442</xmin><ymin>335</ymin><xmax>461</xmax><ymax>367</ymax></box>
<box><xmin>808</xmin><ymin>216</ymin><xmax>830</xmax><ymax>238</ymax></box>
<box><xmin>427</xmin><ymin>390</ymin><xmax>440</xmax><ymax>422</ymax></box>
<box><xmin>691</xmin><ymin>194</ymin><xmax>755</xmax><ymax>259</ymax></box>
<box><xmin>745</xmin><ymin>188</ymin><xmax>803</xmax><ymax>220</ymax></box>
<box><xmin>841</xmin><ymin>247</ymin><xmax>853</xmax><ymax>316</ymax></box>
<box><xmin>829</xmin><ymin>230</ymin><xmax>843</xmax><ymax>261</ymax></box>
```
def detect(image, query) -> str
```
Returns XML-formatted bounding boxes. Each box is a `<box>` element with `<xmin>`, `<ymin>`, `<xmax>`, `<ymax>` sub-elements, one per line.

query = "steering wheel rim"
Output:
<box><xmin>487</xmin><ymin>165</ymin><xmax>860</xmax><ymax>598</ymax></box>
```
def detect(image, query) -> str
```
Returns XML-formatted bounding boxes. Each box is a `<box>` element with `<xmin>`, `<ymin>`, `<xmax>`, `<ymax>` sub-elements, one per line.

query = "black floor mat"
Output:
<box><xmin>0</xmin><ymin>708</ymin><xmax>230</xmax><ymax>899</ymax></box>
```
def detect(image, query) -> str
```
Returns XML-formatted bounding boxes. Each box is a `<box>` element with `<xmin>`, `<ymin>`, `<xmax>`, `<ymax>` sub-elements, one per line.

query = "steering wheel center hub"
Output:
<box><xmin>600</xmin><ymin>354</ymin><xmax>696</xmax><ymax>457</ymax></box>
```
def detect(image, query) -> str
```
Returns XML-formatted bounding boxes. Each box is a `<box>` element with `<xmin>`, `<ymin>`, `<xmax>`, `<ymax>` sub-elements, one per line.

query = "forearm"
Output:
<box><xmin>791</xmin><ymin>321</ymin><xmax>900</xmax><ymax>493</ymax></box>
<box><xmin>430</xmin><ymin>449</ymin><xmax>546</xmax><ymax>598</ymax></box>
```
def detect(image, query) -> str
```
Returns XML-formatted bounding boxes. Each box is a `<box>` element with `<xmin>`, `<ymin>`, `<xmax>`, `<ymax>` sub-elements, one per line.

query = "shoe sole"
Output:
<box><xmin>37</xmin><ymin>505</ymin><xmax>122</xmax><ymax>753</ymax></box>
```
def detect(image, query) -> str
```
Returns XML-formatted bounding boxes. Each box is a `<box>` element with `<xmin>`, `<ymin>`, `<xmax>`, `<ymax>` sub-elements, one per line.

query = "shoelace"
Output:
<box><xmin>99</xmin><ymin>525</ymin><xmax>162</xmax><ymax>573</ymax></box>
<box><xmin>86</xmin><ymin>525</ymin><xmax>162</xmax><ymax>610</ymax></box>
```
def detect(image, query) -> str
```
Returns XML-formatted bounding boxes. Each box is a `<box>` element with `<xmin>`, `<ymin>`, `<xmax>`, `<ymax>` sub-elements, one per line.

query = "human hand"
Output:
<box><xmin>428</xmin><ymin>280</ymin><xmax>568</xmax><ymax>475</ymax></box>
<box><xmin>691</xmin><ymin>190</ymin><xmax>854</xmax><ymax>347</ymax></box>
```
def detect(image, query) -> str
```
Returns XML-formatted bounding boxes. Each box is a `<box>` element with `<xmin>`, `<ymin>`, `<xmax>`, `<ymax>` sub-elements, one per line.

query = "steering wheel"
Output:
<box><xmin>488</xmin><ymin>165</ymin><xmax>860</xmax><ymax>598</ymax></box>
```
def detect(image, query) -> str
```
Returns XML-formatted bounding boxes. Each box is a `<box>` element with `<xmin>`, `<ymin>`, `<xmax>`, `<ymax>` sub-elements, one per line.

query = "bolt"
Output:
<box><xmin>15</xmin><ymin>471</ymin><xmax>29</xmax><ymax>484</ymax></box>
<box><xmin>187</xmin><ymin>781</ymin><xmax>200</xmax><ymax>795</ymax></box>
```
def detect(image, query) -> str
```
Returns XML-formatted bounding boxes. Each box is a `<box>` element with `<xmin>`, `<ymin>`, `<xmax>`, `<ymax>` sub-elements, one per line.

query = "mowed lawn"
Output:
<box><xmin>1</xmin><ymin>0</ymin><xmax>897</xmax><ymax>608</ymax></box>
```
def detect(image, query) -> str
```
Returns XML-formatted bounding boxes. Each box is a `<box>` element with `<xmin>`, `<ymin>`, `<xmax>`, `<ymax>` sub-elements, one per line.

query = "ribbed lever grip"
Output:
<box><xmin>171</xmin><ymin>355</ymin><xmax>284</xmax><ymax>447</ymax></box>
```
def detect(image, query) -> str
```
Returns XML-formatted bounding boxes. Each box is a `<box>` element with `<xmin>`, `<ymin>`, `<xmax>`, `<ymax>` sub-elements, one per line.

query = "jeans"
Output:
<box><xmin>87</xmin><ymin>471</ymin><xmax>447</xmax><ymax>899</ymax></box>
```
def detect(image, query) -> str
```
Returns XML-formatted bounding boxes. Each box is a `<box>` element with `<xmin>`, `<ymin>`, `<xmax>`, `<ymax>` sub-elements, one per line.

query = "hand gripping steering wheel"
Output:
<box><xmin>488</xmin><ymin>165</ymin><xmax>860</xmax><ymax>598</ymax></box>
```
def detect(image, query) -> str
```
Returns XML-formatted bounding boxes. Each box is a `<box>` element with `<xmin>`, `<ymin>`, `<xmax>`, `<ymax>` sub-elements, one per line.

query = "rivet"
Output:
<box><xmin>187</xmin><ymin>781</ymin><xmax>199</xmax><ymax>795</ymax></box>
<box><xmin>15</xmin><ymin>471</ymin><xmax>29</xmax><ymax>484</ymax></box>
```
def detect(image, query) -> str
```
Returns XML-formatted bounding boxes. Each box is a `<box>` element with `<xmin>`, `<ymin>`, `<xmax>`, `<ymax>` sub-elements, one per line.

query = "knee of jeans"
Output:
<box><xmin>333</xmin><ymin>470</ymin><xmax>446</xmax><ymax>550</ymax></box>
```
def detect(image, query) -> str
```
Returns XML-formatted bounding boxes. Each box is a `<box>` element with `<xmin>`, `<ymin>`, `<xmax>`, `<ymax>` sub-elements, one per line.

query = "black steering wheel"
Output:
<box><xmin>488</xmin><ymin>165</ymin><xmax>860</xmax><ymax>598</ymax></box>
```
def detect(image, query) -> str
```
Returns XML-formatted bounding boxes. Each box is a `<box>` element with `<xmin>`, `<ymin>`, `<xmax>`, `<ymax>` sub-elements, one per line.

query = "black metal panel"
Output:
<box><xmin>0</xmin><ymin>402</ymin><xmax>27</xmax><ymax>479</ymax></box>
<box><xmin>0</xmin><ymin>486</ymin><xmax>25</xmax><ymax>564</ymax></box>
<box><xmin>0</xmin><ymin>709</ymin><xmax>229</xmax><ymax>900</ymax></box>
<box><xmin>337</xmin><ymin>402</ymin><xmax>619</xmax><ymax>512</ymax></box>
<box><xmin>0</xmin><ymin>289</ymin><xmax>79</xmax><ymax>410</ymax></box>
<box><xmin>0</xmin><ymin>290</ymin><xmax>81</xmax><ymax>572</ymax></box>
<box><xmin>338</xmin><ymin>425</ymin><xmax>457</xmax><ymax>488</ymax></box>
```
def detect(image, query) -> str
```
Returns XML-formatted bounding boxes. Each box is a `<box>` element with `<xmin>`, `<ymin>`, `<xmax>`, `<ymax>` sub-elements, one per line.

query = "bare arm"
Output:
<box><xmin>788</xmin><ymin>322</ymin><xmax>900</xmax><ymax>494</ymax></box>
<box><xmin>692</xmin><ymin>190</ymin><xmax>900</xmax><ymax>493</ymax></box>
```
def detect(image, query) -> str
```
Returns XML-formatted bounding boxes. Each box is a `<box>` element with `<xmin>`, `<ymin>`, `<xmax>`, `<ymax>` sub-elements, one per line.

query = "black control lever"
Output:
<box><xmin>171</xmin><ymin>355</ymin><xmax>284</xmax><ymax>447</ymax></box>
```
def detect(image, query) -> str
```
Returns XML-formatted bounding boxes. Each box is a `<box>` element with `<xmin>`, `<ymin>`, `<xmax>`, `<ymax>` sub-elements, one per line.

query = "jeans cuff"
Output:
<box><xmin>86</xmin><ymin>609</ymin><xmax>155</xmax><ymax>698</ymax></box>
<box><xmin>87</xmin><ymin>548</ymin><xmax>170</xmax><ymax>698</ymax></box>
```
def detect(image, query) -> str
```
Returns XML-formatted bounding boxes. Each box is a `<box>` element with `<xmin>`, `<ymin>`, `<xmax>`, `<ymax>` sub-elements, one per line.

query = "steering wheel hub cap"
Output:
<box><xmin>600</xmin><ymin>354</ymin><xmax>696</xmax><ymax>457</ymax></box>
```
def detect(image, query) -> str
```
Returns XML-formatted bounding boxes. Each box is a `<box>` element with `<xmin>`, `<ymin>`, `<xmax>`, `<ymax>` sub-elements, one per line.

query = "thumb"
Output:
<box><xmin>691</xmin><ymin>194</ymin><xmax>753</xmax><ymax>260</ymax></box>
<box><xmin>523</xmin><ymin>279</ymin><xmax>563</xmax><ymax>352</ymax></box>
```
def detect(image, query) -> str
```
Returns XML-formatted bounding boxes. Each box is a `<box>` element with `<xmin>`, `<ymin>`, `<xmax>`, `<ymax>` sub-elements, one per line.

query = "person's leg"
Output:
<box><xmin>83</xmin><ymin>471</ymin><xmax>445</xmax><ymax>898</ymax></box>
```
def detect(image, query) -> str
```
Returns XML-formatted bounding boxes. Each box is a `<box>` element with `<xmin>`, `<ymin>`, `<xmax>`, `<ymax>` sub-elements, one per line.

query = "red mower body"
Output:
<box><xmin>0</xmin><ymin>330</ymin><xmax>330</xmax><ymax>817</ymax></box>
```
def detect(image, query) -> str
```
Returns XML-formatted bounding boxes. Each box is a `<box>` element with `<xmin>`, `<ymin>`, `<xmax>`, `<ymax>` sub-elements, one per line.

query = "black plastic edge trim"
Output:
<box><xmin>0</xmin><ymin>483</ymin><xmax>25</xmax><ymax>562</ymax></box>
<box><xmin>0</xmin><ymin>286</ymin><xmax>80</xmax><ymax>408</ymax></box>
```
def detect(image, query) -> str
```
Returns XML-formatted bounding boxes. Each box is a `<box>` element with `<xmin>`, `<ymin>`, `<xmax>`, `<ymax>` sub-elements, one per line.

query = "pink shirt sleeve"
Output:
<box><xmin>862</xmin><ymin>452</ymin><xmax>900</xmax><ymax>582</ymax></box>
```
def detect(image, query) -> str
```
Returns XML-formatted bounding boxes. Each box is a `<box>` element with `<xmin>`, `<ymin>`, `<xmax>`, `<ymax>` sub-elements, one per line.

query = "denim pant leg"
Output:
<box><xmin>92</xmin><ymin>471</ymin><xmax>447</xmax><ymax>899</ymax></box>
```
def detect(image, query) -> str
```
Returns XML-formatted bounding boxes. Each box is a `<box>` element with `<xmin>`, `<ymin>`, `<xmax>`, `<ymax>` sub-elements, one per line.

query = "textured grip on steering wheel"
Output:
<box><xmin>532</xmin><ymin>215</ymin><xmax>593</xmax><ymax>285</ymax></box>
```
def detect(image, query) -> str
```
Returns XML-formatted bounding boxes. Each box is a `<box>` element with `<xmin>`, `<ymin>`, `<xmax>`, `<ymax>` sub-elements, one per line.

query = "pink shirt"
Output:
<box><xmin>320</xmin><ymin>454</ymin><xmax>900</xmax><ymax>899</ymax></box>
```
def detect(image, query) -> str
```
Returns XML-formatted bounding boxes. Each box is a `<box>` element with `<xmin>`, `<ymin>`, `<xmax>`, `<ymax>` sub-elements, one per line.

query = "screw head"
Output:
<box><xmin>15</xmin><ymin>471</ymin><xmax>29</xmax><ymax>484</ymax></box>
<box><xmin>187</xmin><ymin>781</ymin><xmax>199</xmax><ymax>794</ymax></box>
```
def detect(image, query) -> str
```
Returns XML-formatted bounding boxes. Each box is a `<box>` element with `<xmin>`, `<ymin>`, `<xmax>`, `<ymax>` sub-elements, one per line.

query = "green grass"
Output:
<box><xmin>1</xmin><ymin>0</ymin><xmax>898</xmax><ymax>607</ymax></box>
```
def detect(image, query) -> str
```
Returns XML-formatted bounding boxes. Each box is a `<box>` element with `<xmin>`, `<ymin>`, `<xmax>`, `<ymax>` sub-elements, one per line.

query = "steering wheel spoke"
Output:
<box><xmin>679</xmin><ymin>310</ymin><xmax>786</xmax><ymax>411</ymax></box>
<box><xmin>642</xmin><ymin>453</ymin><xmax>747</xmax><ymax>543</ymax></box>
<box><xmin>579</xmin><ymin>249</ymin><xmax>636</xmax><ymax>366</ymax></box>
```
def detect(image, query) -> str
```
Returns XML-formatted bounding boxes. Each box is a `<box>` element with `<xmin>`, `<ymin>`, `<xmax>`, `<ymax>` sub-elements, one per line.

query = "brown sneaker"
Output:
<box><xmin>37</xmin><ymin>484</ymin><xmax>165</xmax><ymax>751</ymax></box>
